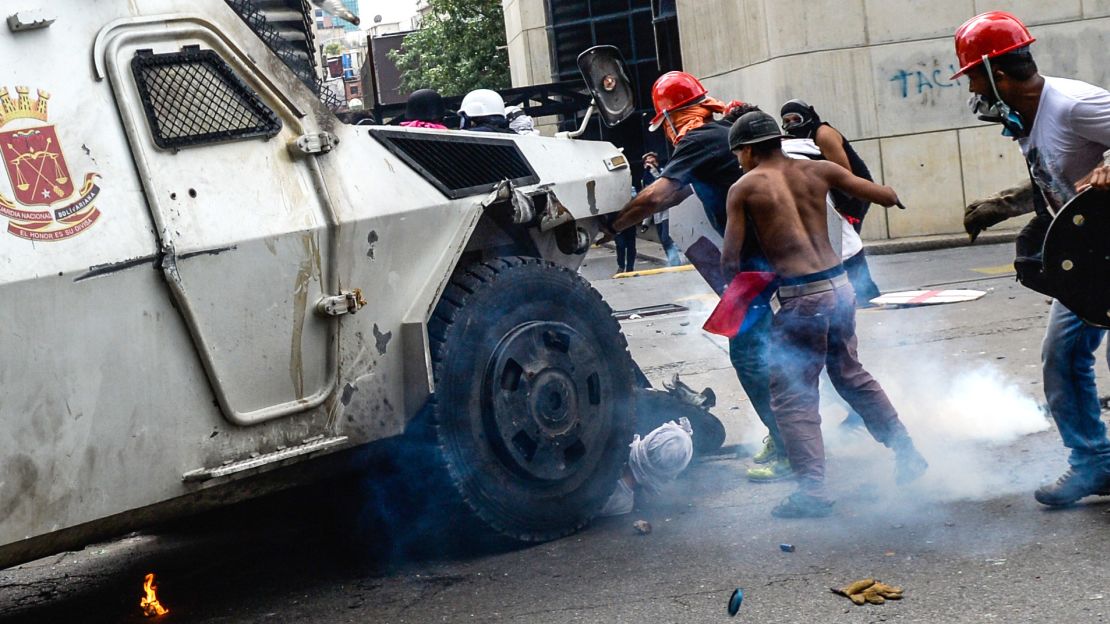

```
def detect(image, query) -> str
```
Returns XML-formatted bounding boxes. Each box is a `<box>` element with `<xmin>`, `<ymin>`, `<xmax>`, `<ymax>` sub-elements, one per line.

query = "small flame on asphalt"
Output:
<box><xmin>140</xmin><ymin>572</ymin><xmax>169</xmax><ymax>617</ymax></box>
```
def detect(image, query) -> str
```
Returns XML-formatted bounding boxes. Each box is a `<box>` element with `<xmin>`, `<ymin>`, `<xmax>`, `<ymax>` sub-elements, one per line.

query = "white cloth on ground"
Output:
<box><xmin>628</xmin><ymin>417</ymin><xmax>694</xmax><ymax>495</ymax></box>
<box><xmin>599</xmin><ymin>418</ymin><xmax>694</xmax><ymax>517</ymax></box>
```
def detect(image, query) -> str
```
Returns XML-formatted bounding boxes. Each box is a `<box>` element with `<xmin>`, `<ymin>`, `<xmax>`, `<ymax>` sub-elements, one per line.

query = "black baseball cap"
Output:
<box><xmin>729</xmin><ymin>111</ymin><xmax>784</xmax><ymax>150</ymax></box>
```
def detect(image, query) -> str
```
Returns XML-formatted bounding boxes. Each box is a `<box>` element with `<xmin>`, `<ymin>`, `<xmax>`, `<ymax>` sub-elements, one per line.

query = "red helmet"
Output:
<box><xmin>649</xmin><ymin>71</ymin><xmax>708</xmax><ymax>131</ymax></box>
<box><xmin>951</xmin><ymin>11</ymin><xmax>1035</xmax><ymax>79</ymax></box>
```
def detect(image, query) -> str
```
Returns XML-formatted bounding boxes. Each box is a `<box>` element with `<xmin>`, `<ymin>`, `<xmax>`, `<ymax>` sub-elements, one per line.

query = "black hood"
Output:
<box><xmin>780</xmin><ymin>99</ymin><xmax>822</xmax><ymax>139</ymax></box>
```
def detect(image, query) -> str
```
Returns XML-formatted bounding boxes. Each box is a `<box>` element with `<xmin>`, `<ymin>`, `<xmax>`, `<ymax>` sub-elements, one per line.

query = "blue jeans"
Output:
<box><xmin>729</xmin><ymin>307</ymin><xmax>784</xmax><ymax>454</ymax></box>
<box><xmin>655</xmin><ymin>220</ymin><xmax>682</xmax><ymax>266</ymax></box>
<box><xmin>1042</xmin><ymin>301</ymin><xmax>1110</xmax><ymax>472</ymax></box>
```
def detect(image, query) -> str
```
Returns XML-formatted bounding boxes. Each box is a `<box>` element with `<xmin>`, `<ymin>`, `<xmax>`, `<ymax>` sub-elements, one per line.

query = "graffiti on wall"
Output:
<box><xmin>889</xmin><ymin>62</ymin><xmax>965</xmax><ymax>99</ymax></box>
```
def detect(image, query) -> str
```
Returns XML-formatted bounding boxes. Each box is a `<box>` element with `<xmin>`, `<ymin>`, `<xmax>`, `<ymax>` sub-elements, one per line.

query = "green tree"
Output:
<box><xmin>323</xmin><ymin>41</ymin><xmax>343</xmax><ymax>57</ymax></box>
<box><xmin>389</xmin><ymin>0</ymin><xmax>510</xmax><ymax>97</ymax></box>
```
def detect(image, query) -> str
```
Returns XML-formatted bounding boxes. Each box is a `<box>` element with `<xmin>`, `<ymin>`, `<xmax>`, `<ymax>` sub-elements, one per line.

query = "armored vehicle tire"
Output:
<box><xmin>428</xmin><ymin>257</ymin><xmax>636</xmax><ymax>542</ymax></box>
<box><xmin>633</xmin><ymin>388</ymin><xmax>727</xmax><ymax>455</ymax></box>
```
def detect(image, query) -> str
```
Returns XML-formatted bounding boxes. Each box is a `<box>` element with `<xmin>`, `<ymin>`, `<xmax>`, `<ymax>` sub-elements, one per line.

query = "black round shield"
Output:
<box><xmin>1042</xmin><ymin>188</ymin><xmax>1110</xmax><ymax>328</ymax></box>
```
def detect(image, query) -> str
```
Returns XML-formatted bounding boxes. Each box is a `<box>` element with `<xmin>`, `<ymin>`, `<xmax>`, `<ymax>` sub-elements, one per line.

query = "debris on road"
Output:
<box><xmin>633</xmin><ymin>520</ymin><xmax>652</xmax><ymax>535</ymax></box>
<box><xmin>779</xmin><ymin>543</ymin><xmax>795</xmax><ymax>552</ymax></box>
<box><xmin>727</xmin><ymin>588</ymin><xmax>744</xmax><ymax>616</ymax></box>
<box><xmin>831</xmin><ymin>579</ymin><xmax>903</xmax><ymax>605</ymax></box>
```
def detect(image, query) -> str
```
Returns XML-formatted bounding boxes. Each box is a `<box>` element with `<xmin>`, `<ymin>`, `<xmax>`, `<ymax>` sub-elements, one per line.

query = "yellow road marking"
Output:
<box><xmin>613</xmin><ymin>264</ymin><xmax>696</xmax><ymax>279</ymax></box>
<box><xmin>972</xmin><ymin>263</ymin><xmax>1015</xmax><ymax>275</ymax></box>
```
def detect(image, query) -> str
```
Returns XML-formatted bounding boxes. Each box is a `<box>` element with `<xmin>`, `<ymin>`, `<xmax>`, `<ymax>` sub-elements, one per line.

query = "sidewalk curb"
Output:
<box><xmin>601</xmin><ymin>228</ymin><xmax>1020</xmax><ymax>264</ymax></box>
<box><xmin>864</xmin><ymin>229</ymin><xmax>1019</xmax><ymax>256</ymax></box>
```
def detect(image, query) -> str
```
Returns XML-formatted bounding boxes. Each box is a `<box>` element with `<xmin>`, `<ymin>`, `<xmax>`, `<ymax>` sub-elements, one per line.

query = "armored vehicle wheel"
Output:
<box><xmin>428</xmin><ymin>257</ymin><xmax>636</xmax><ymax>541</ymax></box>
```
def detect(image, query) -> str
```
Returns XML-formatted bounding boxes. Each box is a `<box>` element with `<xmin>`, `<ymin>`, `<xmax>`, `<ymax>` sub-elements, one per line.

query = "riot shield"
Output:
<box><xmin>1042</xmin><ymin>188</ymin><xmax>1110</xmax><ymax>328</ymax></box>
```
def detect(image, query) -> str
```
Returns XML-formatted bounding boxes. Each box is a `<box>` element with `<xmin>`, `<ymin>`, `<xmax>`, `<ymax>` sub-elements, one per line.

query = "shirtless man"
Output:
<box><xmin>722</xmin><ymin>111</ymin><xmax>928</xmax><ymax>518</ymax></box>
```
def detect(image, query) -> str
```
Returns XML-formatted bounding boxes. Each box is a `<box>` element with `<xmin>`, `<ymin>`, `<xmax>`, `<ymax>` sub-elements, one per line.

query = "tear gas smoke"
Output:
<box><xmin>675</xmin><ymin>288</ymin><xmax>1053</xmax><ymax>504</ymax></box>
<box><xmin>825</xmin><ymin>359</ymin><xmax>1051</xmax><ymax>503</ymax></box>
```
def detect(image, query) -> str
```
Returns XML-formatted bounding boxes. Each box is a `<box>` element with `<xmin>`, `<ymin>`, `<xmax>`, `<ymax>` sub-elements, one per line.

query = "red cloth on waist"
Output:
<box><xmin>703</xmin><ymin>271</ymin><xmax>777</xmax><ymax>338</ymax></box>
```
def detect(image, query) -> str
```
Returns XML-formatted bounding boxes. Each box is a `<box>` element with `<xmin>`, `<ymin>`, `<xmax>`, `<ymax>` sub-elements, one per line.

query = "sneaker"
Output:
<box><xmin>747</xmin><ymin>458</ymin><xmax>794</xmax><ymax>483</ymax></box>
<box><xmin>895</xmin><ymin>445</ymin><xmax>929</xmax><ymax>485</ymax></box>
<box><xmin>771</xmin><ymin>491</ymin><xmax>834</xmax><ymax>518</ymax></box>
<box><xmin>1034</xmin><ymin>468</ymin><xmax>1110</xmax><ymax>507</ymax></box>
<box><xmin>753</xmin><ymin>436</ymin><xmax>777</xmax><ymax>464</ymax></box>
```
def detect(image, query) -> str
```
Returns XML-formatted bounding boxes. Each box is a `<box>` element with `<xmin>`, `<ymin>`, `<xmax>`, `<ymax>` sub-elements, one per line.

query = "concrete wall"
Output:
<box><xmin>677</xmin><ymin>0</ymin><xmax>1110</xmax><ymax>239</ymax></box>
<box><xmin>502</xmin><ymin>0</ymin><xmax>554</xmax><ymax>87</ymax></box>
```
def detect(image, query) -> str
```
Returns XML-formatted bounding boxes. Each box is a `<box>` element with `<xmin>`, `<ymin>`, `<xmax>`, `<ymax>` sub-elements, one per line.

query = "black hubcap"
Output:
<box><xmin>485</xmin><ymin>322</ymin><xmax>610</xmax><ymax>481</ymax></box>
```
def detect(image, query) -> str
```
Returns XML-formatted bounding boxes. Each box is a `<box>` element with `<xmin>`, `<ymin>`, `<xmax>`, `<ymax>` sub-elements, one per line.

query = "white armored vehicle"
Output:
<box><xmin>0</xmin><ymin>1</ymin><xmax>657</xmax><ymax>567</ymax></box>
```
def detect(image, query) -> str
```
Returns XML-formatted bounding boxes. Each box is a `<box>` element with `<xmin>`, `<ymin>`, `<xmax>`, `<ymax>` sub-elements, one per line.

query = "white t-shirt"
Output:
<box><xmin>1019</xmin><ymin>76</ymin><xmax>1110</xmax><ymax>212</ymax></box>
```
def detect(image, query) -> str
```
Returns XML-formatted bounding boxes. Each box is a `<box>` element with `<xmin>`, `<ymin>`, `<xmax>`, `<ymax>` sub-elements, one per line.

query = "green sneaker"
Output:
<box><xmin>747</xmin><ymin>458</ymin><xmax>794</xmax><ymax>482</ymax></box>
<box><xmin>753</xmin><ymin>436</ymin><xmax>778</xmax><ymax>464</ymax></box>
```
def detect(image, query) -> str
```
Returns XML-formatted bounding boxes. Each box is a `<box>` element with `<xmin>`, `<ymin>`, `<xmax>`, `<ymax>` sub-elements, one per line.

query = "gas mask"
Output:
<box><xmin>967</xmin><ymin>54</ymin><xmax>1026</xmax><ymax>139</ymax></box>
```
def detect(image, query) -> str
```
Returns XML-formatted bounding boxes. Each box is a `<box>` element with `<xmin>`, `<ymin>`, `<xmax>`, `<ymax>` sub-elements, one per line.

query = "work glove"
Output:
<box><xmin>831</xmin><ymin>579</ymin><xmax>904</xmax><ymax>605</ymax></box>
<box><xmin>964</xmin><ymin>180</ymin><xmax>1036</xmax><ymax>242</ymax></box>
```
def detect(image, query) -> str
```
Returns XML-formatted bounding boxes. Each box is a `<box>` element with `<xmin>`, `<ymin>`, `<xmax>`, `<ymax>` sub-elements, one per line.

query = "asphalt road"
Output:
<box><xmin>3</xmin><ymin>242</ymin><xmax>1110</xmax><ymax>623</ymax></box>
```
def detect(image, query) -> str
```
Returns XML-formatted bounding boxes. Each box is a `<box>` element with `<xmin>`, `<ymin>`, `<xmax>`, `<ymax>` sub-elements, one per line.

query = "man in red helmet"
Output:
<box><xmin>599</xmin><ymin>74</ymin><xmax>796</xmax><ymax>482</ymax></box>
<box><xmin>952</xmin><ymin>11</ymin><xmax>1110</xmax><ymax>506</ymax></box>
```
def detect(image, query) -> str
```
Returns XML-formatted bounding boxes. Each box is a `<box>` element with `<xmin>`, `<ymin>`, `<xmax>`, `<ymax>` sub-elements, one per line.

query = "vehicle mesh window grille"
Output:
<box><xmin>131</xmin><ymin>47</ymin><xmax>283</xmax><ymax>149</ymax></box>
<box><xmin>370</xmin><ymin>129</ymin><xmax>540</xmax><ymax>199</ymax></box>
<box><xmin>225</xmin><ymin>0</ymin><xmax>343</xmax><ymax>111</ymax></box>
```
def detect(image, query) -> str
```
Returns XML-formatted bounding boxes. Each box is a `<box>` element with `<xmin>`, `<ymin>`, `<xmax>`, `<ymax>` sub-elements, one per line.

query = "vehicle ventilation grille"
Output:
<box><xmin>369</xmin><ymin>129</ymin><xmax>541</xmax><ymax>199</ymax></box>
<box><xmin>131</xmin><ymin>46</ymin><xmax>283</xmax><ymax>150</ymax></box>
<box><xmin>225</xmin><ymin>0</ymin><xmax>343</xmax><ymax>111</ymax></box>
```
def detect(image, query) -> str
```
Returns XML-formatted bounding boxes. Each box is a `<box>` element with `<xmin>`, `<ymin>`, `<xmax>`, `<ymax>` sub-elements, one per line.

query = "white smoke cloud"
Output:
<box><xmin>824</xmin><ymin>361</ymin><xmax>1051</xmax><ymax>503</ymax></box>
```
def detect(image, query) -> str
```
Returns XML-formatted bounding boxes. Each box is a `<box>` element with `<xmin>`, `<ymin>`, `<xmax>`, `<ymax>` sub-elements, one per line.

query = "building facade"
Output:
<box><xmin>504</xmin><ymin>0</ymin><xmax>1110</xmax><ymax>240</ymax></box>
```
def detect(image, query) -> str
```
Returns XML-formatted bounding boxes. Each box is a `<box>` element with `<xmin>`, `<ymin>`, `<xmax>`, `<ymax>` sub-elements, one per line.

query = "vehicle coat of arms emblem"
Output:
<box><xmin>0</xmin><ymin>86</ymin><xmax>102</xmax><ymax>241</ymax></box>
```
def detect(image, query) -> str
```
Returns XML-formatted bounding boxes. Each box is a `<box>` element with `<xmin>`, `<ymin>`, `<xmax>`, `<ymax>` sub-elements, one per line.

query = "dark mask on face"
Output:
<box><xmin>780</xmin><ymin>99</ymin><xmax>821</xmax><ymax>139</ymax></box>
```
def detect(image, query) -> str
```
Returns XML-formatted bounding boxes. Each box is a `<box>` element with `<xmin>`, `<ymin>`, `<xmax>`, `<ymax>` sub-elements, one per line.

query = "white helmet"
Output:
<box><xmin>459</xmin><ymin>89</ymin><xmax>506</xmax><ymax>118</ymax></box>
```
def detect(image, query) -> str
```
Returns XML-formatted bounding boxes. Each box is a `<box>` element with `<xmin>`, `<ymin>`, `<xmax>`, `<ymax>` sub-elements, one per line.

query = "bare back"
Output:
<box><xmin>723</xmin><ymin>154</ymin><xmax>896</xmax><ymax>278</ymax></box>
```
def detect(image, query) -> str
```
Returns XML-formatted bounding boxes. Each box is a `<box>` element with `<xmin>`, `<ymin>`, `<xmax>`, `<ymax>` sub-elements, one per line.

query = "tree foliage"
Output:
<box><xmin>389</xmin><ymin>0</ymin><xmax>511</xmax><ymax>97</ymax></box>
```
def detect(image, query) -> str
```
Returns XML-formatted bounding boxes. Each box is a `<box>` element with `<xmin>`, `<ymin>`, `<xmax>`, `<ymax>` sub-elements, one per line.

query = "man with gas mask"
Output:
<box><xmin>953</xmin><ymin>11</ymin><xmax>1110</xmax><ymax>506</ymax></box>
<box><xmin>780</xmin><ymin>99</ymin><xmax>882</xmax><ymax>305</ymax></box>
<box><xmin>600</xmin><ymin>73</ymin><xmax>794</xmax><ymax>482</ymax></box>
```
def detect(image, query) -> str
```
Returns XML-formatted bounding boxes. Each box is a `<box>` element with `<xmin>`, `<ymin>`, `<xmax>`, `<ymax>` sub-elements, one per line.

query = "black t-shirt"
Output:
<box><xmin>822</xmin><ymin>123</ymin><xmax>874</xmax><ymax>221</ymax></box>
<box><xmin>660</xmin><ymin>121</ymin><xmax>741</xmax><ymax>226</ymax></box>
<box><xmin>659</xmin><ymin>120</ymin><xmax>767</xmax><ymax>270</ymax></box>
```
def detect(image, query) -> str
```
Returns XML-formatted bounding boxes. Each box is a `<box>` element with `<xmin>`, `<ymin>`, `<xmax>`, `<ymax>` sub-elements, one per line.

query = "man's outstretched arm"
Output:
<box><xmin>608</xmin><ymin>177</ymin><xmax>693</xmax><ymax>234</ymax></box>
<box><xmin>822</xmin><ymin>161</ymin><xmax>899</xmax><ymax>207</ymax></box>
<box><xmin>721</xmin><ymin>182</ymin><xmax>748</xmax><ymax>279</ymax></box>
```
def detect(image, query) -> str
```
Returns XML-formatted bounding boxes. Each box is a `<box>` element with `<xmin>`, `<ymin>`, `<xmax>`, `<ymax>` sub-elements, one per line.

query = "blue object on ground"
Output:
<box><xmin>728</xmin><ymin>588</ymin><xmax>744</xmax><ymax>616</ymax></box>
<box><xmin>780</xmin><ymin>543</ymin><xmax>795</xmax><ymax>552</ymax></box>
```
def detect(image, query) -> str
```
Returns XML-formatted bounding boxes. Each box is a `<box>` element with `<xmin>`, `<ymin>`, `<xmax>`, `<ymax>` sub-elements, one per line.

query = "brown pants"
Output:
<box><xmin>770</xmin><ymin>282</ymin><xmax>908</xmax><ymax>492</ymax></box>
